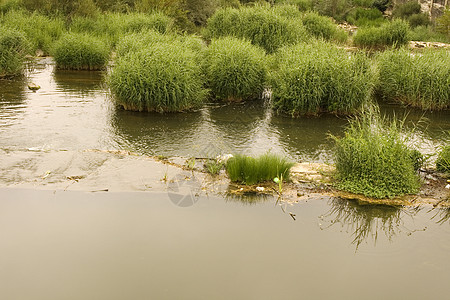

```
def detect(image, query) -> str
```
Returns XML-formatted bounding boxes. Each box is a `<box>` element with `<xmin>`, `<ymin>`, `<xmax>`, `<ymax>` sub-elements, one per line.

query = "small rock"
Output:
<box><xmin>445</xmin><ymin>184</ymin><xmax>450</xmax><ymax>189</ymax></box>
<box><xmin>256</xmin><ymin>186</ymin><xmax>265</xmax><ymax>192</ymax></box>
<box><xmin>28</xmin><ymin>83</ymin><xmax>40</xmax><ymax>91</ymax></box>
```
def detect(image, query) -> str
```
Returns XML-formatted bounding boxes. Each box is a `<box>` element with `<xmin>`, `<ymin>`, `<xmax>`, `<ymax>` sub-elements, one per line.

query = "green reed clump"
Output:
<box><xmin>353</xmin><ymin>19</ymin><xmax>410</xmax><ymax>48</ymax></box>
<box><xmin>332</xmin><ymin>109</ymin><xmax>421</xmax><ymax>199</ymax></box>
<box><xmin>0</xmin><ymin>9</ymin><xmax>65</xmax><ymax>54</ymax></box>
<box><xmin>436</xmin><ymin>145</ymin><xmax>450</xmax><ymax>174</ymax></box>
<box><xmin>376</xmin><ymin>48</ymin><xmax>450</xmax><ymax>110</ymax></box>
<box><xmin>52</xmin><ymin>33</ymin><xmax>109</xmax><ymax>70</ymax></box>
<box><xmin>226</xmin><ymin>153</ymin><xmax>294</xmax><ymax>185</ymax></box>
<box><xmin>202</xmin><ymin>37</ymin><xmax>267</xmax><ymax>102</ymax></box>
<box><xmin>115</xmin><ymin>29</ymin><xmax>204</xmax><ymax>57</ymax></box>
<box><xmin>270</xmin><ymin>41</ymin><xmax>373</xmax><ymax>116</ymax></box>
<box><xmin>302</xmin><ymin>11</ymin><xmax>347</xmax><ymax>42</ymax></box>
<box><xmin>108</xmin><ymin>42</ymin><xmax>207</xmax><ymax>112</ymax></box>
<box><xmin>70</xmin><ymin>12</ymin><xmax>173</xmax><ymax>47</ymax></box>
<box><xmin>205</xmin><ymin>159</ymin><xmax>224</xmax><ymax>175</ymax></box>
<box><xmin>0</xmin><ymin>26</ymin><xmax>29</xmax><ymax>77</ymax></box>
<box><xmin>204</xmin><ymin>4</ymin><xmax>309</xmax><ymax>54</ymax></box>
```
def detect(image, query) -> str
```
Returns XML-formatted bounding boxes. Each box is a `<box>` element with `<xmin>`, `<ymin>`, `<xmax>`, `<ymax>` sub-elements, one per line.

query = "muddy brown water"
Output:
<box><xmin>1</xmin><ymin>58</ymin><xmax>450</xmax><ymax>299</ymax></box>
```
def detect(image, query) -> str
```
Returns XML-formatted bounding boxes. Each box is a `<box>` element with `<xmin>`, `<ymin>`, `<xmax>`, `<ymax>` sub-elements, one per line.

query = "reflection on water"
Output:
<box><xmin>321</xmin><ymin>198</ymin><xmax>421</xmax><ymax>249</ymax></box>
<box><xmin>53</xmin><ymin>69</ymin><xmax>104</xmax><ymax>98</ymax></box>
<box><xmin>430</xmin><ymin>207</ymin><xmax>450</xmax><ymax>225</ymax></box>
<box><xmin>225</xmin><ymin>192</ymin><xmax>274</xmax><ymax>205</ymax></box>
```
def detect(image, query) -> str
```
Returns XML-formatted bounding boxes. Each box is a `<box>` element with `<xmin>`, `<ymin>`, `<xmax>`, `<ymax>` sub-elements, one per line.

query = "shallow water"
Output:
<box><xmin>1</xmin><ymin>58</ymin><xmax>448</xmax><ymax>162</ymax></box>
<box><xmin>1</xmin><ymin>58</ymin><xmax>450</xmax><ymax>299</ymax></box>
<box><xmin>1</xmin><ymin>189</ymin><xmax>450</xmax><ymax>300</ymax></box>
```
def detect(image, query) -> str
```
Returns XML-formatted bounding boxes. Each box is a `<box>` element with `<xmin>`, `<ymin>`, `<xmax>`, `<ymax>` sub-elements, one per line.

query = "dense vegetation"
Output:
<box><xmin>332</xmin><ymin>109</ymin><xmax>421</xmax><ymax>199</ymax></box>
<box><xmin>0</xmin><ymin>26</ymin><xmax>28</xmax><ymax>76</ymax></box>
<box><xmin>270</xmin><ymin>41</ymin><xmax>373</xmax><ymax>116</ymax></box>
<box><xmin>376</xmin><ymin>48</ymin><xmax>450</xmax><ymax>110</ymax></box>
<box><xmin>353</xmin><ymin>19</ymin><xmax>410</xmax><ymax>48</ymax></box>
<box><xmin>226</xmin><ymin>153</ymin><xmax>294</xmax><ymax>185</ymax></box>
<box><xmin>436</xmin><ymin>145</ymin><xmax>450</xmax><ymax>174</ymax></box>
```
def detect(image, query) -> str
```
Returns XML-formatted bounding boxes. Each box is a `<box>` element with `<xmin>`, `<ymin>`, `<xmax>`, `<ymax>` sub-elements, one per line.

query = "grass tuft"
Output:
<box><xmin>376</xmin><ymin>48</ymin><xmax>450</xmax><ymax>110</ymax></box>
<box><xmin>332</xmin><ymin>108</ymin><xmax>421</xmax><ymax>199</ymax></box>
<box><xmin>226</xmin><ymin>153</ymin><xmax>294</xmax><ymax>185</ymax></box>
<box><xmin>0</xmin><ymin>26</ymin><xmax>29</xmax><ymax>77</ymax></box>
<box><xmin>302</xmin><ymin>11</ymin><xmax>347</xmax><ymax>42</ymax></box>
<box><xmin>436</xmin><ymin>145</ymin><xmax>450</xmax><ymax>174</ymax></box>
<box><xmin>353</xmin><ymin>19</ymin><xmax>410</xmax><ymax>48</ymax></box>
<box><xmin>52</xmin><ymin>33</ymin><xmax>110</xmax><ymax>70</ymax></box>
<box><xmin>202</xmin><ymin>37</ymin><xmax>268</xmax><ymax>102</ymax></box>
<box><xmin>270</xmin><ymin>41</ymin><xmax>374</xmax><ymax>116</ymax></box>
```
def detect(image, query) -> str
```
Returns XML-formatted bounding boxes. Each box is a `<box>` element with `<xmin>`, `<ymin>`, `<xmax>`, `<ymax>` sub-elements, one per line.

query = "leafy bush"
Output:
<box><xmin>108</xmin><ymin>42</ymin><xmax>207</xmax><ymax>112</ymax></box>
<box><xmin>270</xmin><ymin>41</ymin><xmax>373</xmax><ymax>116</ymax></box>
<box><xmin>204</xmin><ymin>4</ymin><xmax>309</xmax><ymax>53</ymax></box>
<box><xmin>346</xmin><ymin>7</ymin><xmax>386</xmax><ymax>27</ymax></box>
<box><xmin>70</xmin><ymin>12</ymin><xmax>173</xmax><ymax>46</ymax></box>
<box><xmin>0</xmin><ymin>27</ymin><xmax>29</xmax><ymax>77</ymax></box>
<box><xmin>302</xmin><ymin>11</ymin><xmax>347</xmax><ymax>42</ymax></box>
<box><xmin>436</xmin><ymin>145</ymin><xmax>450</xmax><ymax>174</ymax></box>
<box><xmin>436</xmin><ymin>8</ymin><xmax>450</xmax><ymax>37</ymax></box>
<box><xmin>274</xmin><ymin>0</ymin><xmax>313</xmax><ymax>12</ymax></box>
<box><xmin>52</xmin><ymin>33</ymin><xmax>110</xmax><ymax>70</ymax></box>
<box><xmin>392</xmin><ymin>1</ymin><xmax>421</xmax><ymax>19</ymax></box>
<box><xmin>353</xmin><ymin>19</ymin><xmax>410</xmax><ymax>48</ymax></box>
<box><xmin>332</xmin><ymin>109</ymin><xmax>421</xmax><ymax>199</ymax></box>
<box><xmin>226</xmin><ymin>153</ymin><xmax>294</xmax><ymax>185</ymax></box>
<box><xmin>376</xmin><ymin>48</ymin><xmax>450</xmax><ymax>110</ymax></box>
<box><xmin>202</xmin><ymin>37</ymin><xmax>267</xmax><ymax>102</ymax></box>
<box><xmin>0</xmin><ymin>9</ymin><xmax>65</xmax><ymax>54</ymax></box>
<box><xmin>407</xmin><ymin>13</ymin><xmax>430</xmax><ymax>28</ymax></box>
<box><xmin>408</xmin><ymin>25</ymin><xmax>450</xmax><ymax>43</ymax></box>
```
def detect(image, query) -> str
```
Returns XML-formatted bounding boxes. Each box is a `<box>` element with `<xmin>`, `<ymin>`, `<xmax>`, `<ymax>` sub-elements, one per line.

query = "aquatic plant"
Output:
<box><xmin>52</xmin><ymin>33</ymin><xmax>110</xmax><ymax>70</ymax></box>
<box><xmin>69</xmin><ymin>12</ymin><xmax>173</xmax><ymax>46</ymax></box>
<box><xmin>205</xmin><ymin>159</ymin><xmax>224</xmax><ymax>175</ymax></box>
<box><xmin>226</xmin><ymin>153</ymin><xmax>294</xmax><ymax>185</ymax></box>
<box><xmin>108</xmin><ymin>42</ymin><xmax>207</xmax><ymax>112</ymax></box>
<box><xmin>270</xmin><ymin>41</ymin><xmax>373</xmax><ymax>116</ymax></box>
<box><xmin>376</xmin><ymin>48</ymin><xmax>450</xmax><ymax>110</ymax></box>
<box><xmin>353</xmin><ymin>19</ymin><xmax>410</xmax><ymax>48</ymax></box>
<box><xmin>332</xmin><ymin>109</ymin><xmax>421</xmax><ymax>199</ymax></box>
<box><xmin>301</xmin><ymin>11</ymin><xmax>347</xmax><ymax>42</ymax></box>
<box><xmin>203</xmin><ymin>4</ymin><xmax>309</xmax><ymax>53</ymax></box>
<box><xmin>0</xmin><ymin>27</ymin><xmax>29</xmax><ymax>77</ymax></box>
<box><xmin>202</xmin><ymin>37</ymin><xmax>267</xmax><ymax>102</ymax></box>
<box><xmin>436</xmin><ymin>145</ymin><xmax>450</xmax><ymax>174</ymax></box>
<box><xmin>0</xmin><ymin>9</ymin><xmax>65</xmax><ymax>55</ymax></box>
<box><xmin>115</xmin><ymin>30</ymin><xmax>204</xmax><ymax>57</ymax></box>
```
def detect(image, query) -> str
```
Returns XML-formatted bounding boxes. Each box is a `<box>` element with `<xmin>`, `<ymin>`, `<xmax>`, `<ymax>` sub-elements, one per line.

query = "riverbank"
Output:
<box><xmin>1</xmin><ymin>148</ymin><xmax>447</xmax><ymax>207</ymax></box>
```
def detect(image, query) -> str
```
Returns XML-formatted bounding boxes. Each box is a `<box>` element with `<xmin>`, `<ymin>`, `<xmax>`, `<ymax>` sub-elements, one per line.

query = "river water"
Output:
<box><xmin>0</xmin><ymin>58</ymin><xmax>449</xmax><ymax>299</ymax></box>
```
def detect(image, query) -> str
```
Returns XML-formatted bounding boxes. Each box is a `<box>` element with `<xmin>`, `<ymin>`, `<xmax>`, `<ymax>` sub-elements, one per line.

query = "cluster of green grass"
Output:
<box><xmin>301</xmin><ymin>11</ymin><xmax>347</xmax><ymax>43</ymax></box>
<box><xmin>202</xmin><ymin>37</ymin><xmax>267</xmax><ymax>102</ymax></box>
<box><xmin>332</xmin><ymin>109</ymin><xmax>421</xmax><ymax>199</ymax></box>
<box><xmin>376</xmin><ymin>48</ymin><xmax>450</xmax><ymax>110</ymax></box>
<box><xmin>436</xmin><ymin>145</ymin><xmax>450</xmax><ymax>174</ymax></box>
<box><xmin>52</xmin><ymin>32</ymin><xmax>110</xmax><ymax>70</ymax></box>
<box><xmin>409</xmin><ymin>25</ymin><xmax>450</xmax><ymax>44</ymax></box>
<box><xmin>353</xmin><ymin>19</ymin><xmax>410</xmax><ymax>48</ymax></box>
<box><xmin>0</xmin><ymin>26</ymin><xmax>29</xmax><ymax>77</ymax></box>
<box><xmin>346</xmin><ymin>7</ymin><xmax>386</xmax><ymax>27</ymax></box>
<box><xmin>226</xmin><ymin>153</ymin><xmax>294</xmax><ymax>185</ymax></box>
<box><xmin>203</xmin><ymin>4</ymin><xmax>309</xmax><ymax>54</ymax></box>
<box><xmin>115</xmin><ymin>29</ymin><xmax>203</xmax><ymax>57</ymax></box>
<box><xmin>0</xmin><ymin>9</ymin><xmax>65</xmax><ymax>54</ymax></box>
<box><xmin>108</xmin><ymin>41</ymin><xmax>207</xmax><ymax>112</ymax></box>
<box><xmin>69</xmin><ymin>11</ymin><xmax>174</xmax><ymax>46</ymax></box>
<box><xmin>270</xmin><ymin>41</ymin><xmax>373</xmax><ymax>116</ymax></box>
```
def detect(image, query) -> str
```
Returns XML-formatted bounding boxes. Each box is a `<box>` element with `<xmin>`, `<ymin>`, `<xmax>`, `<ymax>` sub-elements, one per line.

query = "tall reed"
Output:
<box><xmin>270</xmin><ymin>41</ymin><xmax>374</xmax><ymax>116</ymax></box>
<box><xmin>204</xmin><ymin>4</ymin><xmax>309</xmax><ymax>54</ymax></box>
<box><xmin>376</xmin><ymin>48</ymin><xmax>450</xmax><ymax>110</ymax></box>
<box><xmin>353</xmin><ymin>19</ymin><xmax>410</xmax><ymax>48</ymax></box>
<box><xmin>332</xmin><ymin>108</ymin><xmax>421</xmax><ymax>199</ymax></box>
<box><xmin>0</xmin><ymin>26</ymin><xmax>29</xmax><ymax>77</ymax></box>
<box><xmin>226</xmin><ymin>153</ymin><xmax>294</xmax><ymax>185</ymax></box>
<box><xmin>202</xmin><ymin>37</ymin><xmax>268</xmax><ymax>102</ymax></box>
<box><xmin>108</xmin><ymin>42</ymin><xmax>207</xmax><ymax>112</ymax></box>
<box><xmin>436</xmin><ymin>145</ymin><xmax>450</xmax><ymax>173</ymax></box>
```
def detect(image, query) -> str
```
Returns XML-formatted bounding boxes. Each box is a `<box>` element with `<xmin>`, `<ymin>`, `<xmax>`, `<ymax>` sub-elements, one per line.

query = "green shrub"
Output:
<box><xmin>332</xmin><ymin>109</ymin><xmax>421</xmax><ymax>199</ymax></box>
<box><xmin>204</xmin><ymin>4</ymin><xmax>309</xmax><ymax>53</ymax></box>
<box><xmin>392</xmin><ymin>1</ymin><xmax>421</xmax><ymax>19</ymax></box>
<box><xmin>274</xmin><ymin>0</ymin><xmax>313</xmax><ymax>12</ymax></box>
<box><xmin>0</xmin><ymin>27</ymin><xmax>29</xmax><ymax>77</ymax></box>
<box><xmin>436</xmin><ymin>145</ymin><xmax>450</xmax><ymax>173</ymax></box>
<box><xmin>346</xmin><ymin>7</ymin><xmax>386</xmax><ymax>27</ymax></box>
<box><xmin>407</xmin><ymin>13</ymin><xmax>430</xmax><ymax>28</ymax></box>
<box><xmin>108</xmin><ymin>42</ymin><xmax>207</xmax><ymax>112</ymax></box>
<box><xmin>0</xmin><ymin>9</ymin><xmax>65</xmax><ymax>54</ymax></box>
<box><xmin>302</xmin><ymin>11</ymin><xmax>347</xmax><ymax>42</ymax></box>
<box><xmin>52</xmin><ymin>33</ymin><xmax>110</xmax><ymax>70</ymax></box>
<box><xmin>408</xmin><ymin>25</ymin><xmax>450</xmax><ymax>43</ymax></box>
<box><xmin>115</xmin><ymin>29</ymin><xmax>204</xmax><ymax>57</ymax></box>
<box><xmin>226</xmin><ymin>153</ymin><xmax>294</xmax><ymax>185</ymax></box>
<box><xmin>70</xmin><ymin>12</ymin><xmax>174</xmax><ymax>46</ymax></box>
<box><xmin>436</xmin><ymin>9</ymin><xmax>450</xmax><ymax>37</ymax></box>
<box><xmin>353</xmin><ymin>19</ymin><xmax>410</xmax><ymax>48</ymax></box>
<box><xmin>270</xmin><ymin>41</ymin><xmax>373</xmax><ymax>116</ymax></box>
<box><xmin>376</xmin><ymin>48</ymin><xmax>450</xmax><ymax>110</ymax></box>
<box><xmin>202</xmin><ymin>37</ymin><xmax>267</xmax><ymax>102</ymax></box>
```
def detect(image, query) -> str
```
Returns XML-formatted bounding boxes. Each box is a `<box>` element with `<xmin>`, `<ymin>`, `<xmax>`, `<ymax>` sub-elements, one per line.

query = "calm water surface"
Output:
<box><xmin>0</xmin><ymin>58</ymin><xmax>450</xmax><ymax>300</ymax></box>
